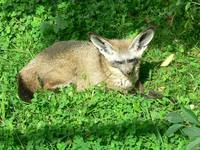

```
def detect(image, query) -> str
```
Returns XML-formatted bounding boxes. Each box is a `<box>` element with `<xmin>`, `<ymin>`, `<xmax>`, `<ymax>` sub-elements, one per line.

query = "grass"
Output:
<box><xmin>0</xmin><ymin>0</ymin><xmax>200</xmax><ymax>149</ymax></box>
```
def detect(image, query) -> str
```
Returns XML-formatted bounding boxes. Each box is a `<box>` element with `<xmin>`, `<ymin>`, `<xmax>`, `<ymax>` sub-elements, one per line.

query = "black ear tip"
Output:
<box><xmin>148</xmin><ymin>25</ymin><xmax>157</xmax><ymax>30</ymax></box>
<box><xmin>88</xmin><ymin>32</ymin><xmax>96</xmax><ymax>42</ymax></box>
<box><xmin>142</xmin><ymin>28</ymin><xmax>155</xmax><ymax>38</ymax></box>
<box><xmin>88</xmin><ymin>32</ymin><xmax>94</xmax><ymax>40</ymax></box>
<box><xmin>146</xmin><ymin>28</ymin><xmax>154</xmax><ymax>34</ymax></box>
<box><xmin>88</xmin><ymin>32</ymin><xmax>94</xmax><ymax>36</ymax></box>
<box><xmin>145</xmin><ymin>26</ymin><xmax>156</xmax><ymax>34</ymax></box>
<box><xmin>88</xmin><ymin>32</ymin><xmax>98</xmax><ymax>38</ymax></box>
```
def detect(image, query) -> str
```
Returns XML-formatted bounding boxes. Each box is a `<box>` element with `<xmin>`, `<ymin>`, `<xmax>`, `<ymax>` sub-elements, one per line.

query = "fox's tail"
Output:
<box><xmin>18</xmin><ymin>74</ymin><xmax>34</xmax><ymax>102</ymax></box>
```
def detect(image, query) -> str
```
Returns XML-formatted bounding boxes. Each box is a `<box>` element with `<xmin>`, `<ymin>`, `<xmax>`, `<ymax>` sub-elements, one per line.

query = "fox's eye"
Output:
<box><xmin>127</xmin><ymin>58</ymin><xmax>138</xmax><ymax>64</ymax></box>
<box><xmin>114</xmin><ymin>60</ymin><xmax>125</xmax><ymax>64</ymax></box>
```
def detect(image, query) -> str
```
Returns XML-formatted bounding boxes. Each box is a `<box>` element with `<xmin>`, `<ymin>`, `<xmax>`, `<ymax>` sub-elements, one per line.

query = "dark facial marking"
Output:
<box><xmin>127</xmin><ymin>58</ymin><xmax>139</xmax><ymax>64</ymax></box>
<box><xmin>114</xmin><ymin>60</ymin><xmax>125</xmax><ymax>64</ymax></box>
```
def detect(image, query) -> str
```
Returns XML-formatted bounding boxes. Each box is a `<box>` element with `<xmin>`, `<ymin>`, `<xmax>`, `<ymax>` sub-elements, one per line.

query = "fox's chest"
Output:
<box><xmin>103</xmin><ymin>69</ymin><xmax>133</xmax><ymax>91</ymax></box>
<box><xmin>108</xmin><ymin>76</ymin><xmax>133</xmax><ymax>90</ymax></box>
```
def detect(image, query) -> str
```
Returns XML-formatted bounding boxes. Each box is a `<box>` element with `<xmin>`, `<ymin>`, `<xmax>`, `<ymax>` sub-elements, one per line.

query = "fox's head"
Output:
<box><xmin>90</xmin><ymin>28</ymin><xmax>154</xmax><ymax>77</ymax></box>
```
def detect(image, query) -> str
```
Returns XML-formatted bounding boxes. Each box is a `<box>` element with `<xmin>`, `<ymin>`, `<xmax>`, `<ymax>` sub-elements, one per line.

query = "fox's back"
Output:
<box><xmin>40</xmin><ymin>40</ymin><xmax>105</xmax><ymax>82</ymax></box>
<box><xmin>23</xmin><ymin>41</ymin><xmax>100</xmax><ymax>71</ymax></box>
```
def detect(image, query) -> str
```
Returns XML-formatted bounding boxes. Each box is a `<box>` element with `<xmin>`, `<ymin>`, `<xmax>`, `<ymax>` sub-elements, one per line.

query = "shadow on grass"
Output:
<box><xmin>1</xmin><ymin>119</ymin><xmax>167</xmax><ymax>147</ymax></box>
<box><xmin>139</xmin><ymin>61</ymin><xmax>161</xmax><ymax>84</ymax></box>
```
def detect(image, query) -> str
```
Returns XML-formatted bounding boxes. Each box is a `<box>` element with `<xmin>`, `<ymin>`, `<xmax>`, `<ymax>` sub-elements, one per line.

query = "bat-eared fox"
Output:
<box><xmin>18</xmin><ymin>28</ymin><xmax>154</xmax><ymax>102</ymax></box>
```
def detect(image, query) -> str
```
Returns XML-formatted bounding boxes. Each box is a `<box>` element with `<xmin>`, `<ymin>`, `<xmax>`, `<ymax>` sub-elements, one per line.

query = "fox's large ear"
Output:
<box><xmin>129</xmin><ymin>28</ymin><xmax>154</xmax><ymax>57</ymax></box>
<box><xmin>89</xmin><ymin>33</ymin><xmax>117</xmax><ymax>61</ymax></box>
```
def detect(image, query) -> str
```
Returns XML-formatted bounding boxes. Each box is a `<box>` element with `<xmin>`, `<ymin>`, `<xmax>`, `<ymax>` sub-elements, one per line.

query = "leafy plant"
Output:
<box><xmin>166</xmin><ymin>106</ymin><xmax>200</xmax><ymax>150</ymax></box>
<box><xmin>0</xmin><ymin>0</ymin><xmax>200</xmax><ymax>149</ymax></box>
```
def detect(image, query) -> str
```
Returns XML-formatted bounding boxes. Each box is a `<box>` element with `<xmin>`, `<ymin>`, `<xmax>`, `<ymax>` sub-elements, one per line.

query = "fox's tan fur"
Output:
<box><xmin>18</xmin><ymin>29</ymin><xmax>154</xmax><ymax>101</ymax></box>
